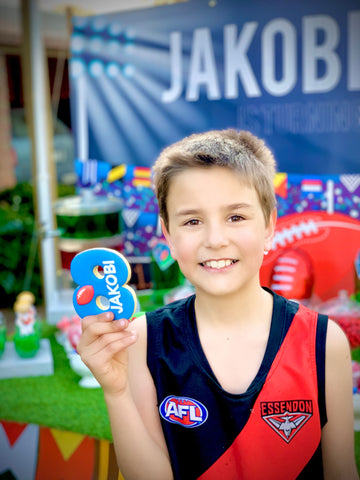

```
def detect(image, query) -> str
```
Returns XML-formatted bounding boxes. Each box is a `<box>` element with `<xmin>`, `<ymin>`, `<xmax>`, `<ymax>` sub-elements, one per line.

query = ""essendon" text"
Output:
<box><xmin>260</xmin><ymin>400</ymin><xmax>313</xmax><ymax>416</ymax></box>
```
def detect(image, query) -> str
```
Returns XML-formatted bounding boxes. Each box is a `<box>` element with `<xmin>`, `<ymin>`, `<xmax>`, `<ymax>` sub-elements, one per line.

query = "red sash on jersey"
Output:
<box><xmin>199</xmin><ymin>305</ymin><xmax>321</xmax><ymax>480</ymax></box>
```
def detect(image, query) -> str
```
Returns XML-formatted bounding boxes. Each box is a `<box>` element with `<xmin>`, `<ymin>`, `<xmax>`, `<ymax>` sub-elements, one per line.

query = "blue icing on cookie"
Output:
<box><xmin>71</xmin><ymin>248</ymin><xmax>137</xmax><ymax>320</ymax></box>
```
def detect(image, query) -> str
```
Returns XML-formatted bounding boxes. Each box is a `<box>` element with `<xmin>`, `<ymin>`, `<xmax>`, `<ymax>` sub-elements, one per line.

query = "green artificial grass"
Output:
<box><xmin>0</xmin><ymin>323</ymin><xmax>112</xmax><ymax>441</ymax></box>
<box><xmin>0</xmin><ymin>292</ymin><xmax>166</xmax><ymax>441</ymax></box>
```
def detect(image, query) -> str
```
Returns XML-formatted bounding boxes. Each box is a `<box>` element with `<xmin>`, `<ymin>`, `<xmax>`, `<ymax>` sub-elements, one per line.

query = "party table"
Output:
<box><xmin>0</xmin><ymin>324</ymin><xmax>122</xmax><ymax>480</ymax></box>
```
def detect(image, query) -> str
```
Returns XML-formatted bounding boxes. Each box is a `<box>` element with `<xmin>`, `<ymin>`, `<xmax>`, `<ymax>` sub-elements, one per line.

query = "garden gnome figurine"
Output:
<box><xmin>13</xmin><ymin>291</ymin><xmax>40</xmax><ymax>358</ymax></box>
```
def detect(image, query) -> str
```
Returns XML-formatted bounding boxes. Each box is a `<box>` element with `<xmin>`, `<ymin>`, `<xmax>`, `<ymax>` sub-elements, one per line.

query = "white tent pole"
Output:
<box><xmin>74</xmin><ymin>73</ymin><xmax>88</xmax><ymax>160</ymax></box>
<box><xmin>23</xmin><ymin>0</ymin><xmax>58</xmax><ymax>310</ymax></box>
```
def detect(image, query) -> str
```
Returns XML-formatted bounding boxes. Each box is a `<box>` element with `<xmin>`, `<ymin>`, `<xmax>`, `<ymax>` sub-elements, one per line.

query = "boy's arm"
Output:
<box><xmin>78</xmin><ymin>313</ymin><xmax>173</xmax><ymax>480</ymax></box>
<box><xmin>321</xmin><ymin>319</ymin><xmax>359</xmax><ymax>480</ymax></box>
<box><xmin>106</xmin><ymin>314</ymin><xmax>173</xmax><ymax>480</ymax></box>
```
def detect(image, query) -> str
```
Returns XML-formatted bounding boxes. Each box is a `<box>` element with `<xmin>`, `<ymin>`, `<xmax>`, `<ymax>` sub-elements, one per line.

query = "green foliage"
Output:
<box><xmin>0</xmin><ymin>183</ymin><xmax>42</xmax><ymax>308</ymax></box>
<box><xmin>0</xmin><ymin>182</ymin><xmax>76</xmax><ymax>308</ymax></box>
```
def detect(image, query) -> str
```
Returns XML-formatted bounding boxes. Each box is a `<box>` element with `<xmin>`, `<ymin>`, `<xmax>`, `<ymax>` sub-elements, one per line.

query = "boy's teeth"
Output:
<box><xmin>204</xmin><ymin>259</ymin><xmax>233</xmax><ymax>269</ymax></box>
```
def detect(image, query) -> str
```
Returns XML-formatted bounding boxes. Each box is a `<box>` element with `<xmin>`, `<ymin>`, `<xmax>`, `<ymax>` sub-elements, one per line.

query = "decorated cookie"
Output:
<box><xmin>70</xmin><ymin>248</ymin><xmax>137</xmax><ymax>320</ymax></box>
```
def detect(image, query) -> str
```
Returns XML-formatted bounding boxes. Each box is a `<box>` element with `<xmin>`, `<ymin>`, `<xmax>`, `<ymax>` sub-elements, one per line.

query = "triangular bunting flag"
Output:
<box><xmin>274</xmin><ymin>173</ymin><xmax>288</xmax><ymax>199</ymax></box>
<box><xmin>0</xmin><ymin>422</ymin><xmax>39</xmax><ymax>480</ymax></box>
<box><xmin>50</xmin><ymin>429</ymin><xmax>86</xmax><ymax>461</ymax></box>
<box><xmin>122</xmin><ymin>208</ymin><xmax>140</xmax><ymax>228</ymax></box>
<box><xmin>1</xmin><ymin>421</ymin><xmax>28</xmax><ymax>447</ymax></box>
<box><xmin>340</xmin><ymin>174</ymin><xmax>360</xmax><ymax>193</ymax></box>
<box><xmin>36</xmin><ymin>427</ymin><xmax>95</xmax><ymax>480</ymax></box>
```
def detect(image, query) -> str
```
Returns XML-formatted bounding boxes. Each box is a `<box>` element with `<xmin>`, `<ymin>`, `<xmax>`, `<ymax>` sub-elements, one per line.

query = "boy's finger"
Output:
<box><xmin>81</xmin><ymin>311</ymin><xmax>114</xmax><ymax>329</ymax></box>
<box><xmin>81</xmin><ymin>313</ymin><xmax>132</xmax><ymax>337</ymax></box>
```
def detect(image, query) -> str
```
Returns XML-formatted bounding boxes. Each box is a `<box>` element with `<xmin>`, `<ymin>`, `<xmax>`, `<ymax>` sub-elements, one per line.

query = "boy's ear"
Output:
<box><xmin>265</xmin><ymin>208</ymin><xmax>277</xmax><ymax>252</ymax></box>
<box><xmin>160</xmin><ymin>218</ymin><xmax>177</xmax><ymax>260</ymax></box>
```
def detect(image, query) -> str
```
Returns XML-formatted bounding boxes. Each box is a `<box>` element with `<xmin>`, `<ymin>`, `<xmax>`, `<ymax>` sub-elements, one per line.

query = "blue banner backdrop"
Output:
<box><xmin>69</xmin><ymin>0</ymin><xmax>360</xmax><ymax>174</ymax></box>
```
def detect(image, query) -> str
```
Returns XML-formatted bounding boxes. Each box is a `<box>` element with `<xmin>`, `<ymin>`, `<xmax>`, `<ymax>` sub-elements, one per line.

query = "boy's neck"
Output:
<box><xmin>194</xmin><ymin>283</ymin><xmax>273</xmax><ymax>329</ymax></box>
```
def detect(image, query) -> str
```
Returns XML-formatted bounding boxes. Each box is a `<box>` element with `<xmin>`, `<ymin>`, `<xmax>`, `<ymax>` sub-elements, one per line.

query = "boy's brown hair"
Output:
<box><xmin>152</xmin><ymin>129</ymin><xmax>277</xmax><ymax>230</ymax></box>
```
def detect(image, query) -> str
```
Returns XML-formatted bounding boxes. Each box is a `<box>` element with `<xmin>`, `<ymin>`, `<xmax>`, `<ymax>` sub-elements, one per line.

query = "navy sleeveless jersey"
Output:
<box><xmin>146</xmin><ymin>290</ymin><xmax>328</xmax><ymax>479</ymax></box>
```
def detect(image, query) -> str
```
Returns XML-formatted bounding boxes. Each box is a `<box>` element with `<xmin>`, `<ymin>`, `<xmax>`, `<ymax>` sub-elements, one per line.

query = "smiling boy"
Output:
<box><xmin>78</xmin><ymin>129</ymin><xmax>358</xmax><ymax>479</ymax></box>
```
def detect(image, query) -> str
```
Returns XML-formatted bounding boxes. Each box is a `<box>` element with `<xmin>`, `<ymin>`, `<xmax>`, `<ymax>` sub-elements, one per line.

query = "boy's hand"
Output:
<box><xmin>77</xmin><ymin>311</ymin><xmax>138</xmax><ymax>396</ymax></box>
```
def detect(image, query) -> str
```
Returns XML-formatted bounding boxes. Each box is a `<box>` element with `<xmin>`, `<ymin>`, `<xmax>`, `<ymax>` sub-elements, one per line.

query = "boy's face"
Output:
<box><xmin>162</xmin><ymin>166</ymin><xmax>276</xmax><ymax>298</ymax></box>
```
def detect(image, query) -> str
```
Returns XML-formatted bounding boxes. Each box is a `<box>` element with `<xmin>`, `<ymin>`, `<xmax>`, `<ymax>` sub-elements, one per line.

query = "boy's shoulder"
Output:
<box><xmin>325</xmin><ymin>317</ymin><xmax>351</xmax><ymax>354</ymax></box>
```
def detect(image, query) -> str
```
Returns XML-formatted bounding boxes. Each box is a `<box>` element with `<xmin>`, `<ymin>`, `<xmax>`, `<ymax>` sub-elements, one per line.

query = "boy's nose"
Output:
<box><xmin>204</xmin><ymin>222</ymin><xmax>229</xmax><ymax>248</ymax></box>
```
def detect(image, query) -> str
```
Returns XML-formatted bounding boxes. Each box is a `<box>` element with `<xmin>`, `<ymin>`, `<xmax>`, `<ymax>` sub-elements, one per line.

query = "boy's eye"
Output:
<box><xmin>229</xmin><ymin>215</ymin><xmax>244</xmax><ymax>223</ymax></box>
<box><xmin>184</xmin><ymin>218</ymin><xmax>200</xmax><ymax>226</ymax></box>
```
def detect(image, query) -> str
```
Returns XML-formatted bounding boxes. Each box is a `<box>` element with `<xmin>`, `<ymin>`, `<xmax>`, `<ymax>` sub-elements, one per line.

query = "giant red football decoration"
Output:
<box><xmin>268</xmin><ymin>247</ymin><xmax>314</xmax><ymax>300</ymax></box>
<box><xmin>261</xmin><ymin>212</ymin><xmax>360</xmax><ymax>301</ymax></box>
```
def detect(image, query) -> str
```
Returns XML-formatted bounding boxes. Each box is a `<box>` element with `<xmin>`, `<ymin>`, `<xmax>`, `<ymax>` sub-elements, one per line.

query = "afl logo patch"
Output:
<box><xmin>159</xmin><ymin>396</ymin><xmax>208</xmax><ymax>428</ymax></box>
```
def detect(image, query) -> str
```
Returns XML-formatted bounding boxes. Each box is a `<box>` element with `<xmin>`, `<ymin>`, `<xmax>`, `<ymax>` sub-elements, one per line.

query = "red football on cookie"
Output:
<box><xmin>76</xmin><ymin>285</ymin><xmax>94</xmax><ymax>305</ymax></box>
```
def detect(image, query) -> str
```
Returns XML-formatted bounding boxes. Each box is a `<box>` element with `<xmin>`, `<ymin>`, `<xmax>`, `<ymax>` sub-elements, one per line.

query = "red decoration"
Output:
<box><xmin>76</xmin><ymin>285</ymin><xmax>94</xmax><ymax>305</ymax></box>
<box><xmin>269</xmin><ymin>247</ymin><xmax>314</xmax><ymax>300</ymax></box>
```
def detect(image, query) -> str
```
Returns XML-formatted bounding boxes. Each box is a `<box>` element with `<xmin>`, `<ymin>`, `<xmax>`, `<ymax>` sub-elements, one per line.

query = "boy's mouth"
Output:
<box><xmin>200</xmin><ymin>259</ymin><xmax>238</xmax><ymax>269</ymax></box>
